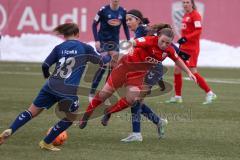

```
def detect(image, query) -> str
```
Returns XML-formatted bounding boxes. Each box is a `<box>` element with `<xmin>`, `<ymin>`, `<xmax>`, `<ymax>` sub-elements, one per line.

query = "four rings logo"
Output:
<box><xmin>172</xmin><ymin>1</ymin><xmax>205</xmax><ymax>37</ymax></box>
<box><xmin>145</xmin><ymin>56</ymin><xmax>161</xmax><ymax>64</ymax></box>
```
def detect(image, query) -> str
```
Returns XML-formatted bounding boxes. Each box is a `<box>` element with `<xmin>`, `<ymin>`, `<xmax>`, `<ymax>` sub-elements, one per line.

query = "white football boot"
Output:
<box><xmin>165</xmin><ymin>96</ymin><xmax>183</xmax><ymax>104</ymax></box>
<box><xmin>120</xmin><ymin>133</ymin><xmax>143</xmax><ymax>142</ymax></box>
<box><xmin>203</xmin><ymin>92</ymin><xmax>217</xmax><ymax>105</ymax></box>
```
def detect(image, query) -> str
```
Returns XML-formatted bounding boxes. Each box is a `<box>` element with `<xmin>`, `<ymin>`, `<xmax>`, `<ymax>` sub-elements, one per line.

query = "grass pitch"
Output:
<box><xmin>0</xmin><ymin>61</ymin><xmax>239</xmax><ymax>160</ymax></box>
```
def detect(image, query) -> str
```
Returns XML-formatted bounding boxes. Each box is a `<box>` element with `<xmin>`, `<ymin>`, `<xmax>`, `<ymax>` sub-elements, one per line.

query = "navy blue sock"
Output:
<box><xmin>44</xmin><ymin>118</ymin><xmax>72</xmax><ymax>144</ymax></box>
<box><xmin>141</xmin><ymin>103</ymin><xmax>160</xmax><ymax>125</ymax></box>
<box><xmin>131</xmin><ymin>102</ymin><xmax>141</xmax><ymax>133</ymax></box>
<box><xmin>90</xmin><ymin>66</ymin><xmax>107</xmax><ymax>94</ymax></box>
<box><xmin>10</xmin><ymin>110</ymin><xmax>32</xmax><ymax>134</ymax></box>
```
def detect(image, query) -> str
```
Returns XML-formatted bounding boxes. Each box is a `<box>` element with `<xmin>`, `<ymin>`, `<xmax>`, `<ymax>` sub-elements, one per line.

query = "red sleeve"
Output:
<box><xmin>167</xmin><ymin>46</ymin><xmax>179</xmax><ymax>62</ymax></box>
<box><xmin>134</xmin><ymin>36</ymin><xmax>156</xmax><ymax>48</ymax></box>
<box><xmin>185</xmin><ymin>11</ymin><xmax>202</xmax><ymax>40</ymax></box>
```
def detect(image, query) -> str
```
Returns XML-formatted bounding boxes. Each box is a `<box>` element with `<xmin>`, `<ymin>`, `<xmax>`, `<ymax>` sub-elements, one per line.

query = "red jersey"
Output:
<box><xmin>126</xmin><ymin>36</ymin><xmax>179</xmax><ymax>64</ymax></box>
<box><xmin>120</xmin><ymin>36</ymin><xmax>179</xmax><ymax>79</ymax></box>
<box><xmin>107</xmin><ymin>36</ymin><xmax>179</xmax><ymax>89</ymax></box>
<box><xmin>181</xmin><ymin>10</ymin><xmax>202</xmax><ymax>55</ymax></box>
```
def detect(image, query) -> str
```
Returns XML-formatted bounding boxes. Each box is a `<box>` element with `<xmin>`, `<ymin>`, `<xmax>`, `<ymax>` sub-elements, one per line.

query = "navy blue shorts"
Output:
<box><xmin>33</xmin><ymin>87</ymin><xmax>79</xmax><ymax>112</ymax></box>
<box><xmin>144</xmin><ymin>63</ymin><xmax>164</xmax><ymax>86</ymax></box>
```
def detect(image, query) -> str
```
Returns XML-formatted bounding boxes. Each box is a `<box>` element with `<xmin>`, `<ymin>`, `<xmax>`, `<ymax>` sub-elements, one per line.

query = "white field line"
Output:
<box><xmin>183</xmin><ymin>77</ymin><xmax>240</xmax><ymax>84</ymax></box>
<box><xmin>0</xmin><ymin>71</ymin><xmax>41</xmax><ymax>76</ymax></box>
<box><xmin>0</xmin><ymin>70</ymin><xmax>240</xmax><ymax>84</ymax></box>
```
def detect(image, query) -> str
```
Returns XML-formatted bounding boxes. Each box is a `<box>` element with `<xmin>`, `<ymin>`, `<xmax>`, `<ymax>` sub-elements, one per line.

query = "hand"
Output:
<box><xmin>177</xmin><ymin>37</ymin><xmax>187</xmax><ymax>45</ymax></box>
<box><xmin>95</xmin><ymin>41</ymin><xmax>101</xmax><ymax>52</ymax></box>
<box><xmin>188</xmin><ymin>73</ymin><xmax>197</xmax><ymax>83</ymax></box>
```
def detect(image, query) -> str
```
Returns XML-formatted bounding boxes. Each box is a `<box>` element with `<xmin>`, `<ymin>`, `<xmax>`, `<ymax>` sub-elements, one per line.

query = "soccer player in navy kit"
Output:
<box><xmin>89</xmin><ymin>0</ymin><xmax>130</xmax><ymax>100</ymax></box>
<box><xmin>0</xmin><ymin>23</ymin><xmax>110</xmax><ymax>151</ymax></box>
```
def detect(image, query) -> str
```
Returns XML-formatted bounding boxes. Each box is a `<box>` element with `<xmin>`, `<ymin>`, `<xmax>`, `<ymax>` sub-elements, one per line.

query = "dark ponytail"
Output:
<box><xmin>53</xmin><ymin>23</ymin><xmax>79</xmax><ymax>37</ymax></box>
<box><xmin>127</xmin><ymin>9</ymin><xmax>150</xmax><ymax>25</ymax></box>
<box><xmin>191</xmin><ymin>0</ymin><xmax>197</xmax><ymax>10</ymax></box>
<box><xmin>147</xmin><ymin>23</ymin><xmax>172</xmax><ymax>36</ymax></box>
<box><xmin>142</xmin><ymin>18</ymin><xmax>150</xmax><ymax>25</ymax></box>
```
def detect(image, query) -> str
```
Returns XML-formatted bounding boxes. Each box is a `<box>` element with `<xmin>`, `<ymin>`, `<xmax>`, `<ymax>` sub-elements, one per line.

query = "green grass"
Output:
<box><xmin>0</xmin><ymin>61</ymin><xmax>240</xmax><ymax>160</ymax></box>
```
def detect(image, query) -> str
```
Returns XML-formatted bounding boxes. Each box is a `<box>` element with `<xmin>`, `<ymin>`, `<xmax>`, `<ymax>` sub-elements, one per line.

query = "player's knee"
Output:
<box><xmin>28</xmin><ymin>104</ymin><xmax>43</xmax><ymax>118</ymax></box>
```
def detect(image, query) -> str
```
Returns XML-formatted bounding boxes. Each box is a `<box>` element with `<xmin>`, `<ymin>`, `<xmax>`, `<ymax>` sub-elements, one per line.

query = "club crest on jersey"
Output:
<box><xmin>108</xmin><ymin>19</ymin><xmax>121</xmax><ymax>26</ymax></box>
<box><xmin>162</xmin><ymin>52</ymin><xmax>168</xmax><ymax>59</ymax></box>
<box><xmin>172</xmin><ymin>1</ymin><xmax>205</xmax><ymax>37</ymax></box>
<box><xmin>118</xmin><ymin>14</ymin><xmax>123</xmax><ymax>20</ymax></box>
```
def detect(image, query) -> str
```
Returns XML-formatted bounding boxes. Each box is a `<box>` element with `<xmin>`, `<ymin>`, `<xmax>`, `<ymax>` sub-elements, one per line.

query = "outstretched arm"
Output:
<box><xmin>175</xmin><ymin>58</ymin><xmax>197</xmax><ymax>83</ymax></box>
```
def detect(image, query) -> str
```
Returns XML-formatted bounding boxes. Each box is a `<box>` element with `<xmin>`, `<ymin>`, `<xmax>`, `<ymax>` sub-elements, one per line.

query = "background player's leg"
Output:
<box><xmin>166</xmin><ymin>65</ymin><xmax>183</xmax><ymax>103</ymax></box>
<box><xmin>174</xmin><ymin>65</ymin><xmax>183</xmax><ymax>97</ymax></box>
<box><xmin>190</xmin><ymin>67</ymin><xmax>217</xmax><ymax>104</ymax></box>
<box><xmin>89</xmin><ymin>65</ymin><xmax>107</xmax><ymax>97</ymax></box>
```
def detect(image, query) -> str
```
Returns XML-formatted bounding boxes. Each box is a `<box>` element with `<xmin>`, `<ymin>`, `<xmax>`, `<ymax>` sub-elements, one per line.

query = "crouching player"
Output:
<box><xmin>79</xmin><ymin>28</ymin><xmax>197</xmax><ymax>139</ymax></box>
<box><xmin>0</xmin><ymin>23</ymin><xmax>110</xmax><ymax>151</ymax></box>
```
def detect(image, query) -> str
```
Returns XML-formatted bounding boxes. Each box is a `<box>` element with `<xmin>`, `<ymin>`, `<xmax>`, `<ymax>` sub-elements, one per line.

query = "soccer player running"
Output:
<box><xmin>0</xmin><ymin>23</ymin><xmax>110</xmax><ymax>151</ymax></box>
<box><xmin>166</xmin><ymin>0</ymin><xmax>217</xmax><ymax>104</ymax></box>
<box><xmin>89</xmin><ymin>0</ymin><xmax>130</xmax><ymax>101</ymax></box>
<box><xmin>120</xmin><ymin>9</ymin><xmax>171</xmax><ymax>142</ymax></box>
<box><xmin>79</xmin><ymin>28</ymin><xmax>197</xmax><ymax>135</ymax></box>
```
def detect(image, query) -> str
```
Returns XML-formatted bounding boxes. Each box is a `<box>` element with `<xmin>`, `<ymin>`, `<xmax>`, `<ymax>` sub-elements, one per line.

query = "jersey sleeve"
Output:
<box><xmin>193</xmin><ymin>12</ymin><xmax>202</xmax><ymax>29</ymax></box>
<box><xmin>43</xmin><ymin>46</ymin><xmax>58</xmax><ymax>67</ymax></box>
<box><xmin>92</xmin><ymin>7</ymin><xmax>104</xmax><ymax>41</ymax></box>
<box><xmin>167</xmin><ymin>47</ymin><xmax>179</xmax><ymax>62</ymax></box>
<box><xmin>94</xmin><ymin>6</ymin><xmax>104</xmax><ymax>23</ymax></box>
<box><xmin>134</xmin><ymin>36</ymin><xmax>155</xmax><ymax>48</ymax></box>
<box><xmin>85</xmin><ymin>44</ymin><xmax>110</xmax><ymax>65</ymax></box>
<box><xmin>185</xmin><ymin>12</ymin><xmax>202</xmax><ymax>40</ymax></box>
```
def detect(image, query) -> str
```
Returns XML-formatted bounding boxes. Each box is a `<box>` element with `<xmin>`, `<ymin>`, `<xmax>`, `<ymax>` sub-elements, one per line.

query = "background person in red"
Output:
<box><xmin>166</xmin><ymin>0</ymin><xmax>217</xmax><ymax>105</ymax></box>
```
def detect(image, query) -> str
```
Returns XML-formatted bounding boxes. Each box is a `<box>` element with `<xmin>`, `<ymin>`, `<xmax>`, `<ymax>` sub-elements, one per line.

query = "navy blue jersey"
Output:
<box><xmin>42</xmin><ymin>40</ymin><xmax>110</xmax><ymax>96</ymax></box>
<box><xmin>92</xmin><ymin>5</ymin><xmax>130</xmax><ymax>42</ymax></box>
<box><xmin>134</xmin><ymin>25</ymin><xmax>148</xmax><ymax>38</ymax></box>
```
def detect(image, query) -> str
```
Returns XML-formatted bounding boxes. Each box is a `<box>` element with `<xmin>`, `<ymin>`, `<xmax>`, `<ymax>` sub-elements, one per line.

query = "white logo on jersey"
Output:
<box><xmin>185</xmin><ymin>16</ymin><xmax>191</xmax><ymax>22</ymax></box>
<box><xmin>145</xmin><ymin>56</ymin><xmax>161</xmax><ymax>64</ymax></box>
<box><xmin>194</xmin><ymin>21</ymin><xmax>202</xmax><ymax>28</ymax></box>
<box><xmin>94</xmin><ymin>14</ymin><xmax>100</xmax><ymax>21</ymax></box>
<box><xmin>162</xmin><ymin>52</ymin><xmax>168</xmax><ymax>59</ymax></box>
<box><xmin>137</xmin><ymin>37</ymin><xmax>146</xmax><ymax>42</ymax></box>
<box><xmin>118</xmin><ymin>14</ymin><xmax>123</xmax><ymax>20</ymax></box>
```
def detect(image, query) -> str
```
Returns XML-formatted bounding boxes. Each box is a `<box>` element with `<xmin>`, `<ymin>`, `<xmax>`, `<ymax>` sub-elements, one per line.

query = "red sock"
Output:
<box><xmin>107</xmin><ymin>97</ymin><xmax>129</xmax><ymax>114</ymax></box>
<box><xmin>86</xmin><ymin>94</ymin><xmax>103</xmax><ymax>116</ymax></box>
<box><xmin>194</xmin><ymin>73</ymin><xmax>211</xmax><ymax>93</ymax></box>
<box><xmin>174</xmin><ymin>73</ymin><xmax>182</xmax><ymax>96</ymax></box>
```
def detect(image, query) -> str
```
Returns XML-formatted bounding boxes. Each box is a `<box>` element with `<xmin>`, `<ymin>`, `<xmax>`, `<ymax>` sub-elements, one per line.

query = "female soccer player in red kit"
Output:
<box><xmin>79</xmin><ymin>28</ymin><xmax>197</xmax><ymax>129</ymax></box>
<box><xmin>166</xmin><ymin>0</ymin><xmax>217</xmax><ymax>104</ymax></box>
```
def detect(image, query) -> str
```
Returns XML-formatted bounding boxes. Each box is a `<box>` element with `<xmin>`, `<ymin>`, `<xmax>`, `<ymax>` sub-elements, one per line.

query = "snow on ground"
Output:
<box><xmin>0</xmin><ymin>34</ymin><xmax>240</xmax><ymax>68</ymax></box>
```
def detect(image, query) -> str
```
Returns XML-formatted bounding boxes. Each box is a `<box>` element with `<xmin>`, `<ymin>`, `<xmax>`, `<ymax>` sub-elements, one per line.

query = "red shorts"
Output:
<box><xmin>107</xmin><ymin>59</ymin><xmax>152</xmax><ymax>89</ymax></box>
<box><xmin>182</xmin><ymin>49</ymin><xmax>199</xmax><ymax>68</ymax></box>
